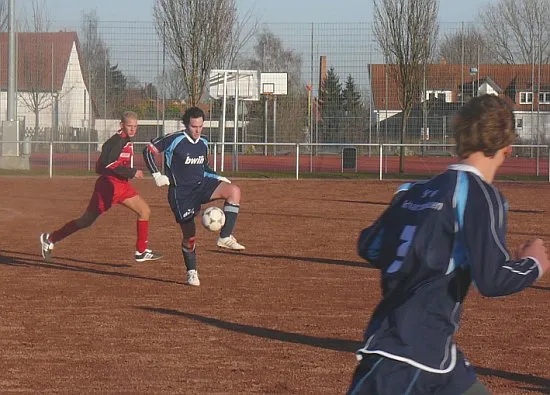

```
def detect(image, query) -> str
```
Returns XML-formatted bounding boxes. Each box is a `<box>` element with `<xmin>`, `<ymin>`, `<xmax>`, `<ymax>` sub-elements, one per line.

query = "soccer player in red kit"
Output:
<box><xmin>40</xmin><ymin>111</ymin><xmax>162</xmax><ymax>263</ymax></box>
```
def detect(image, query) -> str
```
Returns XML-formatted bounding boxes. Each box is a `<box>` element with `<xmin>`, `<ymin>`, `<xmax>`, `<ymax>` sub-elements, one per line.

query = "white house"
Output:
<box><xmin>0</xmin><ymin>32</ymin><xmax>93</xmax><ymax>140</ymax></box>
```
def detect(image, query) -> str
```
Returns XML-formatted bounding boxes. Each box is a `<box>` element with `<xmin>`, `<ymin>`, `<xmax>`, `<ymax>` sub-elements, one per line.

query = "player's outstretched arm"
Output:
<box><xmin>203</xmin><ymin>161</ymin><xmax>231</xmax><ymax>183</ymax></box>
<box><xmin>516</xmin><ymin>238</ymin><xmax>549</xmax><ymax>277</ymax></box>
<box><xmin>464</xmin><ymin>183</ymin><xmax>542</xmax><ymax>296</ymax></box>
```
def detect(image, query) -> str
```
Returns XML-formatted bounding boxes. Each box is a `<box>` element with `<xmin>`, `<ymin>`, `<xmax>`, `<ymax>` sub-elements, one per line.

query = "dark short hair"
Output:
<box><xmin>453</xmin><ymin>94</ymin><xmax>517</xmax><ymax>159</ymax></box>
<box><xmin>182</xmin><ymin>107</ymin><xmax>205</xmax><ymax>127</ymax></box>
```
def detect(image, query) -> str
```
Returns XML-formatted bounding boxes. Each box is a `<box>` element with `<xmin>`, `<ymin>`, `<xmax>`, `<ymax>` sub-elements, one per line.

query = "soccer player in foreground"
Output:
<box><xmin>347</xmin><ymin>94</ymin><xmax>550</xmax><ymax>395</ymax></box>
<box><xmin>143</xmin><ymin>106</ymin><xmax>245</xmax><ymax>287</ymax></box>
<box><xmin>40</xmin><ymin>111</ymin><xmax>162</xmax><ymax>263</ymax></box>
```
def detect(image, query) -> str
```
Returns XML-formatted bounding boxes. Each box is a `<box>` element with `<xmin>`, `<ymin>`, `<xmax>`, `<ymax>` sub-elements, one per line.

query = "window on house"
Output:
<box><xmin>539</xmin><ymin>92</ymin><xmax>550</xmax><ymax>104</ymax></box>
<box><xmin>425</xmin><ymin>90</ymin><xmax>450</xmax><ymax>102</ymax></box>
<box><xmin>516</xmin><ymin>118</ymin><xmax>523</xmax><ymax>128</ymax></box>
<box><xmin>520</xmin><ymin>92</ymin><xmax>533</xmax><ymax>104</ymax></box>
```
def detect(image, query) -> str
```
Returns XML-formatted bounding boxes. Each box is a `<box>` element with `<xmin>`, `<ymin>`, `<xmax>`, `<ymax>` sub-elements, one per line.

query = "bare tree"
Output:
<box><xmin>238</xmin><ymin>28</ymin><xmax>305</xmax><ymax>145</ymax></box>
<box><xmin>242</xmin><ymin>28</ymin><xmax>302</xmax><ymax>92</ymax></box>
<box><xmin>374</xmin><ymin>0</ymin><xmax>439</xmax><ymax>173</ymax></box>
<box><xmin>80</xmin><ymin>10</ymin><xmax>131</xmax><ymax>119</ymax></box>
<box><xmin>22</xmin><ymin>0</ymin><xmax>51</xmax><ymax>32</ymax></box>
<box><xmin>153</xmin><ymin>0</ymin><xmax>257</xmax><ymax>106</ymax></box>
<box><xmin>439</xmin><ymin>25</ymin><xmax>494</xmax><ymax>64</ymax></box>
<box><xmin>223</xmin><ymin>6</ymin><xmax>257</xmax><ymax>69</ymax></box>
<box><xmin>80</xmin><ymin>10</ymin><xmax>108</xmax><ymax>118</ymax></box>
<box><xmin>479</xmin><ymin>0</ymin><xmax>550</xmax><ymax>64</ymax></box>
<box><xmin>0</xmin><ymin>0</ymin><xmax>7</xmax><ymax>32</ymax></box>
<box><xmin>162</xmin><ymin>66</ymin><xmax>188</xmax><ymax>100</ymax></box>
<box><xmin>16</xmin><ymin>0</ymin><xmax>53</xmax><ymax>140</ymax></box>
<box><xmin>18</xmin><ymin>38</ymin><xmax>56</xmax><ymax>139</ymax></box>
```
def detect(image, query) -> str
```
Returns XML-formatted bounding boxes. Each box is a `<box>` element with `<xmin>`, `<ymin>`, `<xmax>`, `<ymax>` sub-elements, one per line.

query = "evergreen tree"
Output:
<box><xmin>342</xmin><ymin>74</ymin><xmax>362</xmax><ymax>114</ymax></box>
<box><xmin>319</xmin><ymin>67</ymin><xmax>343</xmax><ymax>143</ymax></box>
<box><xmin>342</xmin><ymin>74</ymin><xmax>365</xmax><ymax>142</ymax></box>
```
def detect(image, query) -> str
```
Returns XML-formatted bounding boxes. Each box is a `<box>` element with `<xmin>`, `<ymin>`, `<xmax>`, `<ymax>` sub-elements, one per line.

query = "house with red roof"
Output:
<box><xmin>0</xmin><ymin>32</ymin><xmax>93</xmax><ymax>139</ymax></box>
<box><xmin>368</xmin><ymin>63</ymin><xmax>550</xmax><ymax>143</ymax></box>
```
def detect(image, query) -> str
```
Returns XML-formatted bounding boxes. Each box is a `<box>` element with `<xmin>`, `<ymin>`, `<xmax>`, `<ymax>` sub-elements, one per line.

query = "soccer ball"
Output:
<box><xmin>201</xmin><ymin>206</ymin><xmax>225</xmax><ymax>232</ymax></box>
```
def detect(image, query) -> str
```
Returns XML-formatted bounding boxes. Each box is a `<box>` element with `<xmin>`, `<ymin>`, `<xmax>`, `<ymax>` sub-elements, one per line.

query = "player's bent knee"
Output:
<box><xmin>140</xmin><ymin>204</ymin><xmax>151</xmax><ymax>219</ymax></box>
<box><xmin>228</xmin><ymin>185</ymin><xmax>241</xmax><ymax>203</ymax></box>
<box><xmin>135</xmin><ymin>200</ymin><xmax>151</xmax><ymax>219</ymax></box>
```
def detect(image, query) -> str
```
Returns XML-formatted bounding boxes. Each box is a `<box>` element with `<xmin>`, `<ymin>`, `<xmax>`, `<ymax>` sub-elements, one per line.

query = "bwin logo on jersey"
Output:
<box><xmin>184</xmin><ymin>155</ymin><xmax>205</xmax><ymax>165</ymax></box>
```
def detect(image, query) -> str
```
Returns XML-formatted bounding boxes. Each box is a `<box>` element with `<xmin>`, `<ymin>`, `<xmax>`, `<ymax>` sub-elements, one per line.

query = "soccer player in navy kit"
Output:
<box><xmin>143</xmin><ymin>106</ymin><xmax>245</xmax><ymax>287</ymax></box>
<box><xmin>40</xmin><ymin>111</ymin><xmax>162</xmax><ymax>263</ymax></box>
<box><xmin>347</xmin><ymin>95</ymin><xmax>550</xmax><ymax>395</ymax></box>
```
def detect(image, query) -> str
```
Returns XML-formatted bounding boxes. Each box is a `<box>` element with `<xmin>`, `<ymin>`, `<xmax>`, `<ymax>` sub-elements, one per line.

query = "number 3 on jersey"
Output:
<box><xmin>386</xmin><ymin>225</ymin><xmax>416</xmax><ymax>274</ymax></box>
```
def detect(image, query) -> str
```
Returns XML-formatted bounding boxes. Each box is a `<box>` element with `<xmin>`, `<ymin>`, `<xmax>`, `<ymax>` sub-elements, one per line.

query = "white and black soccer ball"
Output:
<box><xmin>201</xmin><ymin>206</ymin><xmax>225</xmax><ymax>232</ymax></box>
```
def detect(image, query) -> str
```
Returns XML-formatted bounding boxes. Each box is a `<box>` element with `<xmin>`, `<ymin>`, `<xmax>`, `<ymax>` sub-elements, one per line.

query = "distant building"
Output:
<box><xmin>368</xmin><ymin>63</ymin><xmax>550</xmax><ymax>143</ymax></box>
<box><xmin>0</xmin><ymin>32</ymin><xmax>95</xmax><ymax>141</ymax></box>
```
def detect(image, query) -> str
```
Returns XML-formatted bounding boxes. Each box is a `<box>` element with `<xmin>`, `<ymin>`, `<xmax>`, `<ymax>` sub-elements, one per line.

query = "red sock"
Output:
<box><xmin>136</xmin><ymin>220</ymin><xmax>149</xmax><ymax>253</ymax></box>
<box><xmin>49</xmin><ymin>220</ymin><xmax>80</xmax><ymax>244</ymax></box>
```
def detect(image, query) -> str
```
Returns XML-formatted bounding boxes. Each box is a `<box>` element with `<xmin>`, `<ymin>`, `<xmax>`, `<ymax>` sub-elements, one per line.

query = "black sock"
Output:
<box><xmin>220</xmin><ymin>202</ymin><xmax>239</xmax><ymax>238</ymax></box>
<box><xmin>182</xmin><ymin>246</ymin><xmax>197</xmax><ymax>271</ymax></box>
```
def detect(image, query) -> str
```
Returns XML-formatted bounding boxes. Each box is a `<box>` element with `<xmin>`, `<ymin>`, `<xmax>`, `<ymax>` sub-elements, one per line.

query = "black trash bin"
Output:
<box><xmin>342</xmin><ymin>147</ymin><xmax>357</xmax><ymax>172</ymax></box>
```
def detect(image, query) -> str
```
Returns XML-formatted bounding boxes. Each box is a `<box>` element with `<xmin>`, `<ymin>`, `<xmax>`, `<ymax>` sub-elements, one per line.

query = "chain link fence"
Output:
<box><xmin>1</xmin><ymin>21</ymin><xmax>549</xmax><ymax>174</ymax></box>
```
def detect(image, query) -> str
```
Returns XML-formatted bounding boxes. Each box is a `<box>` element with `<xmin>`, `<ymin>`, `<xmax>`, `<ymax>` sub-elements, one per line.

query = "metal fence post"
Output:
<box><xmin>49</xmin><ymin>141</ymin><xmax>53</xmax><ymax>178</ymax></box>
<box><xmin>379</xmin><ymin>144</ymin><xmax>383</xmax><ymax>180</ymax></box>
<box><xmin>213</xmin><ymin>143</ymin><xmax>217</xmax><ymax>172</ymax></box>
<box><xmin>296</xmin><ymin>143</ymin><xmax>300</xmax><ymax>180</ymax></box>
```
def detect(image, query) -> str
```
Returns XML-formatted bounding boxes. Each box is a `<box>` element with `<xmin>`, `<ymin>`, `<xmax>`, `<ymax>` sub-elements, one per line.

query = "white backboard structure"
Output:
<box><xmin>260</xmin><ymin>72</ymin><xmax>288</xmax><ymax>95</ymax></box>
<box><xmin>208</xmin><ymin>70</ymin><xmax>260</xmax><ymax>101</ymax></box>
<box><xmin>208</xmin><ymin>69</ymin><xmax>261</xmax><ymax>172</ymax></box>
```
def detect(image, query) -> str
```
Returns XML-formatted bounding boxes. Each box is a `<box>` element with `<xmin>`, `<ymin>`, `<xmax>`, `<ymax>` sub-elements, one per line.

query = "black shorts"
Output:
<box><xmin>167</xmin><ymin>178</ymin><xmax>222</xmax><ymax>223</ymax></box>
<box><xmin>347</xmin><ymin>353</ymin><xmax>487</xmax><ymax>395</ymax></box>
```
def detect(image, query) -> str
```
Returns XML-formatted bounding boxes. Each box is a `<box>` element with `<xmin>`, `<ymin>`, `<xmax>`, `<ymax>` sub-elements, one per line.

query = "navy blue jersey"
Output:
<box><xmin>356</xmin><ymin>164</ymin><xmax>542</xmax><ymax>374</ymax></box>
<box><xmin>143</xmin><ymin>130</ymin><xmax>223</xmax><ymax>187</ymax></box>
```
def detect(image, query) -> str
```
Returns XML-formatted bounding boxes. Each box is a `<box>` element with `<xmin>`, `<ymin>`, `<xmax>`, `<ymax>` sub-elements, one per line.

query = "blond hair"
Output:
<box><xmin>121</xmin><ymin>111</ymin><xmax>138</xmax><ymax>124</ymax></box>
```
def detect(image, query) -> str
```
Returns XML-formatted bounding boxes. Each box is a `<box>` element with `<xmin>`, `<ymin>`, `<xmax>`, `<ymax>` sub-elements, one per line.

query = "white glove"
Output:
<box><xmin>218</xmin><ymin>176</ymin><xmax>231</xmax><ymax>184</ymax></box>
<box><xmin>152</xmin><ymin>172</ymin><xmax>170</xmax><ymax>187</ymax></box>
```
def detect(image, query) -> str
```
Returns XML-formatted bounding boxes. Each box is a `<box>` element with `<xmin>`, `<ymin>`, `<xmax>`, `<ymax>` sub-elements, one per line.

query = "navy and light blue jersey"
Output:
<box><xmin>143</xmin><ymin>130</ymin><xmax>222</xmax><ymax>187</ymax></box>
<box><xmin>356</xmin><ymin>164</ymin><xmax>542</xmax><ymax>374</ymax></box>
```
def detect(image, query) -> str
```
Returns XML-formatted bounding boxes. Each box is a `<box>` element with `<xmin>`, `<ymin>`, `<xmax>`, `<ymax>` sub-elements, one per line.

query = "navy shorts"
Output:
<box><xmin>347</xmin><ymin>353</ymin><xmax>485</xmax><ymax>395</ymax></box>
<box><xmin>167</xmin><ymin>178</ymin><xmax>221</xmax><ymax>223</ymax></box>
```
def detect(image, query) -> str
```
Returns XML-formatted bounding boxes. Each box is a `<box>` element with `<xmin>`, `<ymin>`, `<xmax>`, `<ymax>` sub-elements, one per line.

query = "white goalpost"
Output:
<box><xmin>208</xmin><ymin>70</ymin><xmax>260</xmax><ymax>172</ymax></box>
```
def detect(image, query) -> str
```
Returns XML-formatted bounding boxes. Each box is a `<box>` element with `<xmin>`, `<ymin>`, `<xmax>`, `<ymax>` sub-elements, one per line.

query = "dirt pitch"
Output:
<box><xmin>0</xmin><ymin>176</ymin><xmax>549</xmax><ymax>394</ymax></box>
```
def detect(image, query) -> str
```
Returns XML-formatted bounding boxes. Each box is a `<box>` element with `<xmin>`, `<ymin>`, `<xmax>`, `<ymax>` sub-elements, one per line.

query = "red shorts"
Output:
<box><xmin>86</xmin><ymin>175</ymin><xmax>138</xmax><ymax>214</ymax></box>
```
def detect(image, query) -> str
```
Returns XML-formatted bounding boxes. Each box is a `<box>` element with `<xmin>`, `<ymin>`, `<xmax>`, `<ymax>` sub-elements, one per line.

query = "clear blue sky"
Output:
<box><xmin>43</xmin><ymin>0</ymin><xmax>494</xmax><ymax>25</ymax></box>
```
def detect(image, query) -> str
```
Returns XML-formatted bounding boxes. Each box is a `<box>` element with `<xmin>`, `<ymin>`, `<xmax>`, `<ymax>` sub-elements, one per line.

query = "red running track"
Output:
<box><xmin>29</xmin><ymin>152</ymin><xmax>549</xmax><ymax>177</ymax></box>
